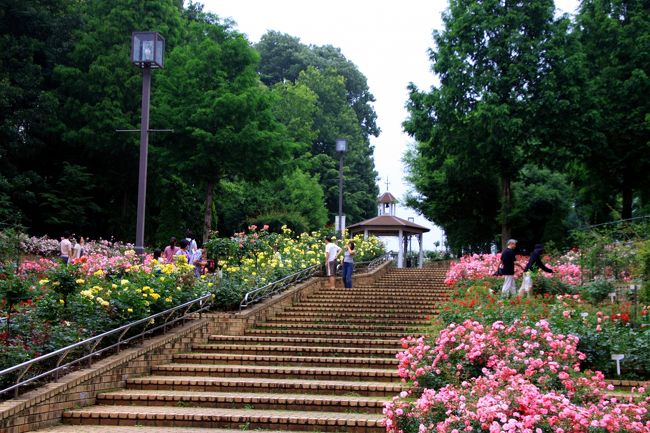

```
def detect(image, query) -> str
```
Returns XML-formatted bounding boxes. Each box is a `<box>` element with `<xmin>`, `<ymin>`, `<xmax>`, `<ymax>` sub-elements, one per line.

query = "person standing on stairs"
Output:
<box><xmin>342</xmin><ymin>241</ymin><xmax>356</xmax><ymax>288</ymax></box>
<box><xmin>324</xmin><ymin>236</ymin><xmax>342</xmax><ymax>289</ymax></box>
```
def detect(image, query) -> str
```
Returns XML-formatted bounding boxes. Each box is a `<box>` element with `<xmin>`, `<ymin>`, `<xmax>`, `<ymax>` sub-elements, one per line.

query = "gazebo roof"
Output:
<box><xmin>377</xmin><ymin>192</ymin><xmax>397</xmax><ymax>204</ymax></box>
<box><xmin>347</xmin><ymin>215</ymin><xmax>430</xmax><ymax>235</ymax></box>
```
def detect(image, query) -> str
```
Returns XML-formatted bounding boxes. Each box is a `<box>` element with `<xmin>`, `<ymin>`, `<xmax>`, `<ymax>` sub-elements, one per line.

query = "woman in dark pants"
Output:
<box><xmin>342</xmin><ymin>241</ymin><xmax>356</xmax><ymax>288</ymax></box>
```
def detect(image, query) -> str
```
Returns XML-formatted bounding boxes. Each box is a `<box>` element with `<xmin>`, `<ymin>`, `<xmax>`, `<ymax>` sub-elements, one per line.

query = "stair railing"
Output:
<box><xmin>0</xmin><ymin>292</ymin><xmax>214</xmax><ymax>399</ymax></box>
<box><xmin>239</xmin><ymin>264</ymin><xmax>321</xmax><ymax>312</ymax></box>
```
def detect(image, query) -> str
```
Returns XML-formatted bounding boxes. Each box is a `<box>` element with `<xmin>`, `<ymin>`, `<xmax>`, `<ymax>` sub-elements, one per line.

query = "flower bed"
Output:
<box><xmin>1</xmin><ymin>255</ymin><xmax>213</xmax><ymax>384</ymax></box>
<box><xmin>206</xmin><ymin>225</ymin><xmax>385</xmax><ymax>309</ymax></box>
<box><xmin>438</xmin><ymin>284</ymin><xmax>650</xmax><ymax>379</ymax></box>
<box><xmin>385</xmin><ymin>319</ymin><xmax>649</xmax><ymax>433</ymax></box>
<box><xmin>2</xmin><ymin>227</ymin><xmax>385</xmax><ymax>384</ymax></box>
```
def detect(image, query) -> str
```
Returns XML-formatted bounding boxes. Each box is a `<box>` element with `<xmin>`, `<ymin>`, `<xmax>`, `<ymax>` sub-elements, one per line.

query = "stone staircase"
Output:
<box><xmin>48</xmin><ymin>266</ymin><xmax>449</xmax><ymax>433</ymax></box>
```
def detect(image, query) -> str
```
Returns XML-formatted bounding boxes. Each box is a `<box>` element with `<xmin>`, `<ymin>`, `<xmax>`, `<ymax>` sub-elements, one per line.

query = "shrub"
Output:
<box><xmin>580</xmin><ymin>279</ymin><xmax>616</xmax><ymax>304</ymax></box>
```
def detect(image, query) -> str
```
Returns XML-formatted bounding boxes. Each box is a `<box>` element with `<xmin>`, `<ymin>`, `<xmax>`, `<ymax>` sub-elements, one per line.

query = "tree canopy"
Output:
<box><xmin>0</xmin><ymin>1</ymin><xmax>381</xmax><ymax>246</ymax></box>
<box><xmin>404</xmin><ymin>0</ymin><xmax>650</xmax><ymax>253</ymax></box>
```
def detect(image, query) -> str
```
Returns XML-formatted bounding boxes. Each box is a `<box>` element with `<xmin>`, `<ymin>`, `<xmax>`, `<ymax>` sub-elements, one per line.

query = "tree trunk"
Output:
<box><xmin>621</xmin><ymin>185</ymin><xmax>633</xmax><ymax>221</ymax></box>
<box><xmin>203</xmin><ymin>180</ymin><xmax>215</xmax><ymax>244</ymax></box>
<box><xmin>500</xmin><ymin>175</ymin><xmax>512</xmax><ymax>250</ymax></box>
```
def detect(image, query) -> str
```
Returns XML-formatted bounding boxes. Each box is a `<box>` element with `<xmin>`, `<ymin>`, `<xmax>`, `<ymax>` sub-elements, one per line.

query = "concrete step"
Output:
<box><xmin>274</xmin><ymin>310</ymin><xmax>437</xmax><ymax>319</ymax></box>
<box><xmin>126</xmin><ymin>375</ymin><xmax>404</xmax><ymax>397</ymax></box>
<box><xmin>207</xmin><ymin>335</ymin><xmax>402</xmax><ymax>348</ymax></box>
<box><xmin>283</xmin><ymin>304</ymin><xmax>438</xmax><ymax>313</ymax></box>
<box><xmin>306</xmin><ymin>294</ymin><xmax>448</xmax><ymax>302</ymax></box>
<box><xmin>152</xmin><ymin>363</ymin><xmax>398</xmax><ymax>382</ymax></box>
<box><xmin>191</xmin><ymin>343</ymin><xmax>399</xmax><ymax>358</ymax></box>
<box><xmin>96</xmin><ymin>390</ymin><xmax>388</xmax><ymax>414</ymax></box>
<box><xmin>294</xmin><ymin>300</ymin><xmax>444</xmax><ymax>309</ymax></box>
<box><xmin>36</xmin><ymin>427</ymin><xmax>314</xmax><ymax>433</ymax></box>
<box><xmin>260</xmin><ymin>316</ymin><xmax>429</xmax><ymax>325</ymax></box>
<box><xmin>243</xmin><ymin>329</ymin><xmax>411</xmax><ymax>339</ymax></box>
<box><xmin>173</xmin><ymin>353</ymin><xmax>398</xmax><ymax>368</ymax></box>
<box><xmin>252</xmin><ymin>322</ymin><xmax>422</xmax><ymax>332</ymax></box>
<box><xmin>62</xmin><ymin>405</ymin><xmax>385</xmax><ymax>432</ymax></box>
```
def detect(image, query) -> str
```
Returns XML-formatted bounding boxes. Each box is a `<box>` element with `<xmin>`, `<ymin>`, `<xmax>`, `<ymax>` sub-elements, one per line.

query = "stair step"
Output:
<box><xmin>273</xmin><ymin>311</ymin><xmax>436</xmax><ymax>320</ymax></box>
<box><xmin>29</xmin><ymin>427</ymin><xmax>313</xmax><ymax>433</ymax></box>
<box><xmin>127</xmin><ymin>375</ymin><xmax>404</xmax><ymax>397</ymax></box>
<box><xmin>192</xmin><ymin>344</ymin><xmax>399</xmax><ymax>358</ymax></box>
<box><xmin>262</xmin><ymin>316</ymin><xmax>428</xmax><ymax>324</ymax></box>
<box><xmin>244</xmin><ymin>329</ymin><xmax>412</xmax><ymax>339</ymax></box>
<box><xmin>306</xmin><ymin>295</ymin><xmax>448</xmax><ymax>302</ymax></box>
<box><xmin>251</xmin><ymin>322</ymin><xmax>424</xmax><ymax>332</ymax></box>
<box><xmin>207</xmin><ymin>335</ymin><xmax>401</xmax><ymax>348</ymax></box>
<box><xmin>152</xmin><ymin>364</ymin><xmax>398</xmax><ymax>383</ymax></box>
<box><xmin>97</xmin><ymin>390</ymin><xmax>388</xmax><ymax>414</ymax></box>
<box><xmin>62</xmin><ymin>406</ymin><xmax>385</xmax><ymax>432</ymax></box>
<box><xmin>294</xmin><ymin>301</ymin><xmax>443</xmax><ymax>309</ymax></box>
<box><xmin>174</xmin><ymin>353</ymin><xmax>398</xmax><ymax>368</ymax></box>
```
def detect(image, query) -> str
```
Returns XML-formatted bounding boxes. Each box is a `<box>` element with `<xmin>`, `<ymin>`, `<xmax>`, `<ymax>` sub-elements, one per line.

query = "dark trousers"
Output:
<box><xmin>342</xmin><ymin>262</ymin><xmax>354</xmax><ymax>288</ymax></box>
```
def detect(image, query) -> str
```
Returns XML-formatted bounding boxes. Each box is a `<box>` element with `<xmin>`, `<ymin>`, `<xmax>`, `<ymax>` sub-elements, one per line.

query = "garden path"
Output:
<box><xmin>35</xmin><ymin>266</ymin><xmax>450</xmax><ymax>433</ymax></box>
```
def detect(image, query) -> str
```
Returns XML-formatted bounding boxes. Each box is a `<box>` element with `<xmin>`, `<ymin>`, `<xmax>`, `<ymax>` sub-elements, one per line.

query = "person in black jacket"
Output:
<box><xmin>519</xmin><ymin>243</ymin><xmax>554</xmax><ymax>297</ymax></box>
<box><xmin>500</xmin><ymin>239</ymin><xmax>523</xmax><ymax>297</ymax></box>
<box><xmin>524</xmin><ymin>244</ymin><xmax>554</xmax><ymax>273</ymax></box>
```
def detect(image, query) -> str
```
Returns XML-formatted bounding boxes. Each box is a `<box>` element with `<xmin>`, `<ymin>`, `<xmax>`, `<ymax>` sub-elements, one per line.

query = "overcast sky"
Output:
<box><xmin>200</xmin><ymin>0</ymin><xmax>579</xmax><ymax>251</ymax></box>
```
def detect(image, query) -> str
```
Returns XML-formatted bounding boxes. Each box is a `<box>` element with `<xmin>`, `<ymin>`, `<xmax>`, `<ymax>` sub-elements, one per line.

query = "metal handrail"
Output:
<box><xmin>239</xmin><ymin>264</ymin><xmax>321</xmax><ymax>311</ymax></box>
<box><xmin>367</xmin><ymin>254</ymin><xmax>392</xmax><ymax>271</ymax></box>
<box><xmin>0</xmin><ymin>292</ymin><xmax>214</xmax><ymax>398</ymax></box>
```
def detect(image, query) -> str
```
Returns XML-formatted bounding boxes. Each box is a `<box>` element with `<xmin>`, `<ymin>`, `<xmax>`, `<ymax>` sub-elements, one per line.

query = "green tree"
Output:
<box><xmin>404</xmin><ymin>0</ymin><xmax>577</xmax><ymax>250</ymax></box>
<box><xmin>257</xmin><ymin>32</ymin><xmax>380</xmax><ymax>224</ymax></box>
<box><xmin>576</xmin><ymin>0</ymin><xmax>650</xmax><ymax>221</ymax></box>
<box><xmin>155</xmin><ymin>10</ymin><xmax>293</xmax><ymax>243</ymax></box>
<box><xmin>509</xmin><ymin>164</ymin><xmax>576</xmax><ymax>250</ymax></box>
<box><xmin>0</xmin><ymin>0</ymin><xmax>79</xmax><ymax>230</ymax></box>
<box><xmin>53</xmin><ymin>0</ymin><xmax>183</xmax><ymax>239</ymax></box>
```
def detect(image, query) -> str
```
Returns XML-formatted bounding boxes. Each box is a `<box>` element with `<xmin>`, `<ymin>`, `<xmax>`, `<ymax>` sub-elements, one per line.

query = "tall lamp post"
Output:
<box><xmin>131</xmin><ymin>32</ymin><xmax>165</xmax><ymax>255</ymax></box>
<box><xmin>336</xmin><ymin>138</ymin><xmax>347</xmax><ymax>236</ymax></box>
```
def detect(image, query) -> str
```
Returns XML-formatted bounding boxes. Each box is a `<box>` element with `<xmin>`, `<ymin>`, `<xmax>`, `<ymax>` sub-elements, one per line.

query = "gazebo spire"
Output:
<box><xmin>377</xmin><ymin>191</ymin><xmax>397</xmax><ymax>216</ymax></box>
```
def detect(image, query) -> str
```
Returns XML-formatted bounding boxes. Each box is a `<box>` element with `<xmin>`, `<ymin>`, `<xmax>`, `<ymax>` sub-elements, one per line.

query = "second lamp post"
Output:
<box><xmin>336</xmin><ymin>138</ymin><xmax>347</xmax><ymax>236</ymax></box>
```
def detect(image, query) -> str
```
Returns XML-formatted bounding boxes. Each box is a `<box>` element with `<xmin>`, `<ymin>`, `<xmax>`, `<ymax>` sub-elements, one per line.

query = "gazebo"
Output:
<box><xmin>347</xmin><ymin>192</ymin><xmax>430</xmax><ymax>268</ymax></box>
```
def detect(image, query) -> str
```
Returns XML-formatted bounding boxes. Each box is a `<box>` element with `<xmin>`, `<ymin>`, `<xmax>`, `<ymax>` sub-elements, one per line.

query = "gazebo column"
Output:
<box><xmin>364</xmin><ymin>229</ymin><xmax>368</xmax><ymax>239</ymax></box>
<box><xmin>397</xmin><ymin>229</ymin><xmax>404</xmax><ymax>268</ymax></box>
<box><xmin>418</xmin><ymin>233</ymin><xmax>424</xmax><ymax>268</ymax></box>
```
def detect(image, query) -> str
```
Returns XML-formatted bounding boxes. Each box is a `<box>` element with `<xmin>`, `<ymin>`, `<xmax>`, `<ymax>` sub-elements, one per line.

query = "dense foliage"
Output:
<box><xmin>404</xmin><ymin>0</ymin><xmax>650</xmax><ymax>253</ymax></box>
<box><xmin>0</xmin><ymin>1</ymin><xmax>379</xmax><ymax>245</ymax></box>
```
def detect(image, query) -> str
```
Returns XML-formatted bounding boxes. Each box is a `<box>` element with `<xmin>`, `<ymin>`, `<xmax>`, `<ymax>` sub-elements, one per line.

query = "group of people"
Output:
<box><xmin>156</xmin><ymin>230</ymin><xmax>208</xmax><ymax>276</ymax></box>
<box><xmin>324</xmin><ymin>237</ymin><xmax>356</xmax><ymax>289</ymax></box>
<box><xmin>59</xmin><ymin>231</ymin><xmax>86</xmax><ymax>264</ymax></box>
<box><xmin>498</xmin><ymin>239</ymin><xmax>553</xmax><ymax>297</ymax></box>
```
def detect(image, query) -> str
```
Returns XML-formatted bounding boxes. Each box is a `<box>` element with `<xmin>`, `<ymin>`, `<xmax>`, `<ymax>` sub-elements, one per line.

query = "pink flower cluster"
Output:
<box><xmin>18</xmin><ymin>257</ymin><xmax>59</xmax><ymax>275</ymax></box>
<box><xmin>71</xmin><ymin>252</ymin><xmax>154</xmax><ymax>275</ymax></box>
<box><xmin>385</xmin><ymin>320</ymin><xmax>649</xmax><ymax>433</ymax></box>
<box><xmin>444</xmin><ymin>253</ymin><xmax>582</xmax><ymax>287</ymax></box>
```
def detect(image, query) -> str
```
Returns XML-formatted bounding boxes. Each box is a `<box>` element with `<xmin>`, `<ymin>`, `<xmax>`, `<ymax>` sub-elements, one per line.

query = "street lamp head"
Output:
<box><xmin>336</xmin><ymin>138</ymin><xmax>347</xmax><ymax>153</ymax></box>
<box><xmin>131</xmin><ymin>32</ymin><xmax>165</xmax><ymax>68</ymax></box>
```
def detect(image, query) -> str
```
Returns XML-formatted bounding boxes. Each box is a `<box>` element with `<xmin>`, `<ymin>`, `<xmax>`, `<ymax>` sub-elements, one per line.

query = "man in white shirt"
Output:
<box><xmin>60</xmin><ymin>231</ymin><xmax>73</xmax><ymax>264</ymax></box>
<box><xmin>324</xmin><ymin>236</ymin><xmax>341</xmax><ymax>289</ymax></box>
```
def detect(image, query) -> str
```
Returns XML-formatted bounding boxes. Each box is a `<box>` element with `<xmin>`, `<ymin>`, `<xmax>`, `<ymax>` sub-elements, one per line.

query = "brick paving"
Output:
<box><xmin>31</xmin><ymin>267</ymin><xmax>450</xmax><ymax>433</ymax></box>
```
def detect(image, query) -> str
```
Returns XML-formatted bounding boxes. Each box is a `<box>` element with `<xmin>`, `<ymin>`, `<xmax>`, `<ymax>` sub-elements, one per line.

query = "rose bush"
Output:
<box><xmin>385</xmin><ymin>319</ymin><xmax>650</xmax><ymax>433</ymax></box>
<box><xmin>445</xmin><ymin>252</ymin><xmax>581</xmax><ymax>288</ymax></box>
